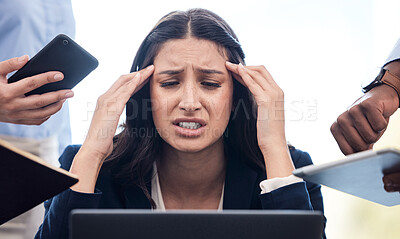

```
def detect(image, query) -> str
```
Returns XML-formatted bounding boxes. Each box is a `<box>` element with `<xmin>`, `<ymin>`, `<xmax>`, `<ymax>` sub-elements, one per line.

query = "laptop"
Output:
<box><xmin>293</xmin><ymin>148</ymin><xmax>400</xmax><ymax>206</ymax></box>
<box><xmin>70</xmin><ymin>209</ymin><xmax>324</xmax><ymax>239</ymax></box>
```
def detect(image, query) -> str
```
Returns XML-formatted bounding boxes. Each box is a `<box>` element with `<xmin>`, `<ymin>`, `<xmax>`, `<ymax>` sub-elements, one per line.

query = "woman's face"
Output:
<box><xmin>150</xmin><ymin>38</ymin><xmax>233</xmax><ymax>153</ymax></box>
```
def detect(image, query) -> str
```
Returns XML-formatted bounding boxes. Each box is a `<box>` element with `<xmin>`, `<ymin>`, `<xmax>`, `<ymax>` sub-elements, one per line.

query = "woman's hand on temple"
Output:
<box><xmin>225</xmin><ymin>62</ymin><xmax>286</xmax><ymax>148</ymax></box>
<box><xmin>225</xmin><ymin>62</ymin><xmax>294</xmax><ymax>178</ymax></box>
<box><xmin>70</xmin><ymin>65</ymin><xmax>154</xmax><ymax>193</ymax></box>
<box><xmin>82</xmin><ymin>65</ymin><xmax>155</xmax><ymax>161</ymax></box>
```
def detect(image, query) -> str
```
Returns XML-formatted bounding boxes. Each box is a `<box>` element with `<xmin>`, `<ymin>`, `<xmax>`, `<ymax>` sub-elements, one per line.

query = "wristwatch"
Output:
<box><xmin>362</xmin><ymin>68</ymin><xmax>400</xmax><ymax>98</ymax></box>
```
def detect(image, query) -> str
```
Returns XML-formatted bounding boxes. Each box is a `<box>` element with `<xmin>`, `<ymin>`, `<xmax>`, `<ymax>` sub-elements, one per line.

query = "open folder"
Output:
<box><xmin>0</xmin><ymin>139</ymin><xmax>78</xmax><ymax>225</ymax></box>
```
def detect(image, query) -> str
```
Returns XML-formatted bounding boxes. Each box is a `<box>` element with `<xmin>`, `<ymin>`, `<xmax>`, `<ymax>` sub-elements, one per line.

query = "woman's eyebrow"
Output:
<box><xmin>156</xmin><ymin>68</ymin><xmax>224</xmax><ymax>76</ymax></box>
<box><xmin>197</xmin><ymin>68</ymin><xmax>224</xmax><ymax>75</ymax></box>
<box><xmin>156</xmin><ymin>69</ymin><xmax>184</xmax><ymax>75</ymax></box>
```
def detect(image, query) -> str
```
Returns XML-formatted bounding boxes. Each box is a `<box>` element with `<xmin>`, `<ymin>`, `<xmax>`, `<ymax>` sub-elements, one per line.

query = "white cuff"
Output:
<box><xmin>259</xmin><ymin>175</ymin><xmax>303</xmax><ymax>194</ymax></box>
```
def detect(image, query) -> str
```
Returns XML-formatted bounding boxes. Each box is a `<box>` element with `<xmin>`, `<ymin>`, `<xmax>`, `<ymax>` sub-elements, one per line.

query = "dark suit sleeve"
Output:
<box><xmin>258</xmin><ymin>149</ymin><xmax>323</xmax><ymax>211</ymax></box>
<box><xmin>259</xmin><ymin>182</ymin><xmax>313</xmax><ymax>209</ymax></box>
<box><xmin>34</xmin><ymin>145</ymin><xmax>103</xmax><ymax>239</ymax></box>
<box><xmin>258</xmin><ymin>148</ymin><xmax>326</xmax><ymax>238</ymax></box>
<box><xmin>290</xmin><ymin>149</ymin><xmax>324</xmax><ymax>213</ymax></box>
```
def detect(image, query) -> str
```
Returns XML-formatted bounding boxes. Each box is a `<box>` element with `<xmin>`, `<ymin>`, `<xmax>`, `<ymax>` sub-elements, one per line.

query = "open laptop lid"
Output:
<box><xmin>70</xmin><ymin>209</ymin><xmax>324</xmax><ymax>239</ymax></box>
<box><xmin>293</xmin><ymin>148</ymin><xmax>400</xmax><ymax>206</ymax></box>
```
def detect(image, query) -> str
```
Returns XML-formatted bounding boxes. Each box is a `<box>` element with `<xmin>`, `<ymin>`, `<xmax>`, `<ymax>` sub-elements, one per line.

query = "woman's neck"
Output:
<box><xmin>156</xmin><ymin>138</ymin><xmax>226</xmax><ymax>209</ymax></box>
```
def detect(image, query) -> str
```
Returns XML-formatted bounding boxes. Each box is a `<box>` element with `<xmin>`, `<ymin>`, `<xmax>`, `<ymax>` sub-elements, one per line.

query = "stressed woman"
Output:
<box><xmin>35</xmin><ymin>8</ymin><xmax>325</xmax><ymax>239</ymax></box>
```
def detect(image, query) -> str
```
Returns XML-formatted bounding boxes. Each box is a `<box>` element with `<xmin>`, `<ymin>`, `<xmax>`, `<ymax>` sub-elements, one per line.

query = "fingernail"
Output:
<box><xmin>238</xmin><ymin>63</ymin><xmax>246</xmax><ymax>71</ymax></box>
<box><xmin>226</xmin><ymin>61</ymin><xmax>234</xmax><ymax>66</ymax></box>
<box><xmin>147</xmin><ymin>65</ymin><xmax>154</xmax><ymax>70</ymax></box>
<box><xmin>134</xmin><ymin>72</ymin><xmax>141</xmax><ymax>79</ymax></box>
<box><xmin>54</xmin><ymin>73</ymin><xmax>63</xmax><ymax>81</ymax></box>
<box><xmin>18</xmin><ymin>55</ymin><xmax>28</xmax><ymax>63</ymax></box>
<box><xmin>65</xmin><ymin>91</ymin><xmax>74</xmax><ymax>98</ymax></box>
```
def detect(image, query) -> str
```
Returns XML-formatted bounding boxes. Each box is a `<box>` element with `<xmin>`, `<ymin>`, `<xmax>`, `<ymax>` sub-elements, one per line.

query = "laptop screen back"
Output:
<box><xmin>70</xmin><ymin>209</ymin><xmax>324</xmax><ymax>239</ymax></box>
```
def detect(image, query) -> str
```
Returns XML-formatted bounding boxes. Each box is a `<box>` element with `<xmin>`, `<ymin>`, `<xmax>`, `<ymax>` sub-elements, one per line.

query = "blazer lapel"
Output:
<box><xmin>223</xmin><ymin>153</ymin><xmax>260</xmax><ymax>209</ymax></box>
<box><xmin>122</xmin><ymin>182</ymin><xmax>152</xmax><ymax>209</ymax></box>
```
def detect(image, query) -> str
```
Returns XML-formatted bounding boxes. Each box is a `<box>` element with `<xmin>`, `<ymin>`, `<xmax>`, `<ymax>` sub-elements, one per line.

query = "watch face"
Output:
<box><xmin>361</xmin><ymin>67</ymin><xmax>382</xmax><ymax>89</ymax></box>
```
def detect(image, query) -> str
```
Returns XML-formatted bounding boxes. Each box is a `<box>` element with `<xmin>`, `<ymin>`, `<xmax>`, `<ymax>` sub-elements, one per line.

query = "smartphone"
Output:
<box><xmin>8</xmin><ymin>34</ymin><xmax>99</xmax><ymax>96</ymax></box>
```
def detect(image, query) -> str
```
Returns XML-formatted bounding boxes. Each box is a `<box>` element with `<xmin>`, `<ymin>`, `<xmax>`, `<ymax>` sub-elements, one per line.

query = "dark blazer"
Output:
<box><xmin>35</xmin><ymin>145</ymin><xmax>326</xmax><ymax>239</ymax></box>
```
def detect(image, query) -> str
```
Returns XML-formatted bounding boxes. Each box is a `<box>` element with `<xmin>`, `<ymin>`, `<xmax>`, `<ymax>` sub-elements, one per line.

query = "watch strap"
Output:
<box><xmin>363</xmin><ymin>68</ymin><xmax>400</xmax><ymax>98</ymax></box>
<box><xmin>381</xmin><ymin>69</ymin><xmax>400</xmax><ymax>98</ymax></box>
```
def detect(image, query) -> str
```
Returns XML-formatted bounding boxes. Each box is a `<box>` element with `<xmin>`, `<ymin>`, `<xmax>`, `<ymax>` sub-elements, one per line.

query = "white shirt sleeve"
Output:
<box><xmin>384</xmin><ymin>38</ymin><xmax>400</xmax><ymax>66</ymax></box>
<box><xmin>259</xmin><ymin>175</ymin><xmax>304</xmax><ymax>194</ymax></box>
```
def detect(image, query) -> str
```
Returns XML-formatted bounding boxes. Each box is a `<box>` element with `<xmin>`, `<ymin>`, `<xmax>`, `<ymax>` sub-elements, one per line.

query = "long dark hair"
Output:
<box><xmin>104</xmin><ymin>8</ymin><xmax>264</xmax><ymax>208</ymax></box>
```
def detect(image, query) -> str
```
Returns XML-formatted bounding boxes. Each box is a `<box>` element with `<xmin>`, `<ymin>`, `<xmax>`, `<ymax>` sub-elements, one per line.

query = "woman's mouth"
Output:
<box><xmin>173</xmin><ymin>119</ymin><xmax>206</xmax><ymax>137</ymax></box>
<box><xmin>178</xmin><ymin>122</ymin><xmax>202</xmax><ymax>129</ymax></box>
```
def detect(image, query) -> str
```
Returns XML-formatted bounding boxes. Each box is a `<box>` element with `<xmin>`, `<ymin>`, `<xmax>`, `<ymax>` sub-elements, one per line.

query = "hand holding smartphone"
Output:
<box><xmin>0</xmin><ymin>34</ymin><xmax>98</xmax><ymax>125</ymax></box>
<box><xmin>8</xmin><ymin>34</ymin><xmax>98</xmax><ymax>96</ymax></box>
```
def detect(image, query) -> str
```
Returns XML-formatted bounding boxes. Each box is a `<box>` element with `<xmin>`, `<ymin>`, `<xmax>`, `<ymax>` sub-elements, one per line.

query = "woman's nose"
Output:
<box><xmin>178</xmin><ymin>83</ymin><xmax>201</xmax><ymax>112</ymax></box>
